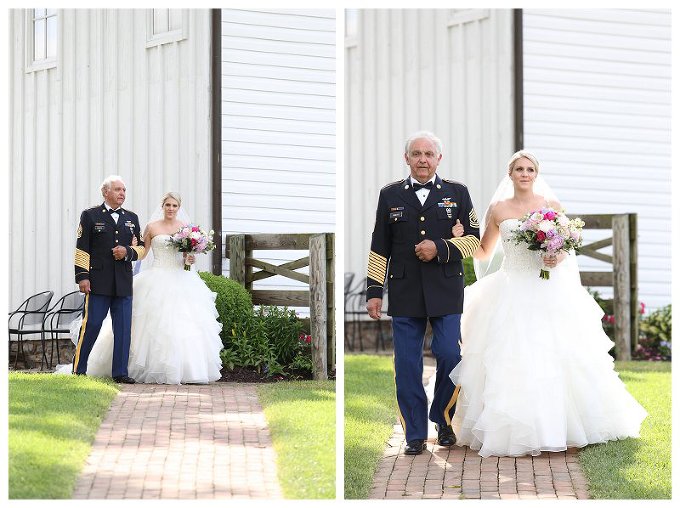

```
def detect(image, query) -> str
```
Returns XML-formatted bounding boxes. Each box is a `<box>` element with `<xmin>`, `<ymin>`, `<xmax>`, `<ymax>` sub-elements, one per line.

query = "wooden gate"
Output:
<box><xmin>225</xmin><ymin>233</ymin><xmax>335</xmax><ymax>379</ymax></box>
<box><xmin>576</xmin><ymin>213</ymin><xmax>638</xmax><ymax>360</ymax></box>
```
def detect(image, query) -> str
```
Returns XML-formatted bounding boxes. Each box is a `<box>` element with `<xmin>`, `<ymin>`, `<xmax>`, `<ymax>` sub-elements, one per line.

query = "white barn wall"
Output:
<box><xmin>345</xmin><ymin>9</ymin><xmax>515</xmax><ymax>288</ymax></box>
<box><xmin>522</xmin><ymin>9</ymin><xmax>672</xmax><ymax>310</ymax></box>
<box><xmin>9</xmin><ymin>9</ymin><xmax>212</xmax><ymax>310</ymax></box>
<box><xmin>220</xmin><ymin>8</ymin><xmax>336</xmax><ymax>310</ymax></box>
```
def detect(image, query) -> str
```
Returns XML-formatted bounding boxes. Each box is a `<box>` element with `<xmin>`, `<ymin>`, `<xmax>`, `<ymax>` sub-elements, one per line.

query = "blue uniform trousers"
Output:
<box><xmin>392</xmin><ymin>314</ymin><xmax>462</xmax><ymax>442</ymax></box>
<box><xmin>73</xmin><ymin>293</ymin><xmax>132</xmax><ymax>378</ymax></box>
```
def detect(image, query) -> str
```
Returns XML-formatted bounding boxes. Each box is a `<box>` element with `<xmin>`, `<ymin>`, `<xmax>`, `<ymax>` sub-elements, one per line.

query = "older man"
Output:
<box><xmin>366</xmin><ymin>131</ymin><xmax>480</xmax><ymax>454</ymax></box>
<box><xmin>73</xmin><ymin>175</ymin><xmax>145</xmax><ymax>383</ymax></box>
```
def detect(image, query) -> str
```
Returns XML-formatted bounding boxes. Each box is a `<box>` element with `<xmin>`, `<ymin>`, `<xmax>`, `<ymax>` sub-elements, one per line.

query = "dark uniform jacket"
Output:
<box><xmin>74</xmin><ymin>203</ymin><xmax>145</xmax><ymax>296</ymax></box>
<box><xmin>366</xmin><ymin>175</ymin><xmax>480</xmax><ymax>317</ymax></box>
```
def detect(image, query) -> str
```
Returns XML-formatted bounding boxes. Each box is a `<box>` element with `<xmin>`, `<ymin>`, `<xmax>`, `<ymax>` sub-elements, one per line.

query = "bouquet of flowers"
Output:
<box><xmin>167</xmin><ymin>224</ymin><xmax>216</xmax><ymax>270</ymax></box>
<box><xmin>511</xmin><ymin>207</ymin><xmax>584</xmax><ymax>280</ymax></box>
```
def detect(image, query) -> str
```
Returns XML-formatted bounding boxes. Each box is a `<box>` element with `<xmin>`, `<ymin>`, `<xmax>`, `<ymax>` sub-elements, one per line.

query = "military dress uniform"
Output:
<box><xmin>367</xmin><ymin>174</ymin><xmax>480</xmax><ymax>443</ymax></box>
<box><xmin>73</xmin><ymin>203</ymin><xmax>145</xmax><ymax>377</ymax></box>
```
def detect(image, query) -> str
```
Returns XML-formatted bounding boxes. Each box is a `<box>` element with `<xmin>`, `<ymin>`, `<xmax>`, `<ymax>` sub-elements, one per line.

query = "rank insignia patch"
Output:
<box><xmin>469</xmin><ymin>209</ymin><xmax>479</xmax><ymax>228</ymax></box>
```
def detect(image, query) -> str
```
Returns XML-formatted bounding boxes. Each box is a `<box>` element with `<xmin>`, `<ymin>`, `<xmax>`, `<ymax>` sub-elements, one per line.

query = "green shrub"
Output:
<box><xmin>635</xmin><ymin>305</ymin><xmax>672</xmax><ymax>361</ymax></box>
<box><xmin>463</xmin><ymin>257</ymin><xmax>477</xmax><ymax>286</ymax></box>
<box><xmin>257</xmin><ymin>306</ymin><xmax>305</xmax><ymax>366</ymax></box>
<box><xmin>198</xmin><ymin>272</ymin><xmax>253</xmax><ymax>344</ymax></box>
<box><xmin>224</xmin><ymin>311</ymin><xmax>284</xmax><ymax>375</ymax></box>
<box><xmin>199</xmin><ymin>272</ymin><xmax>313</xmax><ymax>377</ymax></box>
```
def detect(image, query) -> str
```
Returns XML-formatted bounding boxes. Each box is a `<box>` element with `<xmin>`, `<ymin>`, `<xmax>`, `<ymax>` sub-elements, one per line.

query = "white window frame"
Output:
<box><xmin>344</xmin><ymin>8</ymin><xmax>358</xmax><ymax>48</ymax></box>
<box><xmin>25</xmin><ymin>8</ymin><xmax>58</xmax><ymax>72</ymax></box>
<box><xmin>146</xmin><ymin>9</ymin><xmax>189</xmax><ymax>48</ymax></box>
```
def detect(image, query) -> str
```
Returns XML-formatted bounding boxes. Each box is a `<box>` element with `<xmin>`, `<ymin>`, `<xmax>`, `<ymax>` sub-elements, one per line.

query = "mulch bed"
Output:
<box><xmin>218</xmin><ymin>366</ymin><xmax>335</xmax><ymax>383</ymax></box>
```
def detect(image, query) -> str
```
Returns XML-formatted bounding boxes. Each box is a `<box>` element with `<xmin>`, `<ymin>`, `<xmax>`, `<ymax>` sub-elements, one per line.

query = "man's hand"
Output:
<box><xmin>367</xmin><ymin>298</ymin><xmax>383</xmax><ymax>320</ymax></box>
<box><xmin>78</xmin><ymin>280</ymin><xmax>91</xmax><ymax>294</ymax></box>
<box><xmin>452</xmin><ymin>219</ymin><xmax>464</xmax><ymax>238</ymax></box>
<box><xmin>112</xmin><ymin>245</ymin><xmax>127</xmax><ymax>260</ymax></box>
<box><xmin>414</xmin><ymin>239</ymin><xmax>437</xmax><ymax>262</ymax></box>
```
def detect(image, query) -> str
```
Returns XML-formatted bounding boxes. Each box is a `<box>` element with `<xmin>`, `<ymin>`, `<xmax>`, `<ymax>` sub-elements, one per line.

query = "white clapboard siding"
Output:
<box><xmin>523</xmin><ymin>9</ymin><xmax>671</xmax><ymax>311</ymax></box>
<box><xmin>345</xmin><ymin>9</ymin><xmax>515</xmax><ymax>289</ymax></box>
<box><xmin>221</xmin><ymin>9</ymin><xmax>336</xmax><ymax>313</ymax></box>
<box><xmin>8</xmin><ymin>9</ymin><xmax>213</xmax><ymax>311</ymax></box>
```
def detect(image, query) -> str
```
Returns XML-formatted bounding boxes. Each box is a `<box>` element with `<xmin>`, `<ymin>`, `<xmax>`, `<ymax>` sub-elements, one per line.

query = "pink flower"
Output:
<box><xmin>536</xmin><ymin>231</ymin><xmax>546</xmax><ymax>242</ymax></box>
<box><xmin>544</xmin><ymin>211</ymin><xmax>557</xmax><ymax>220</ymax></box>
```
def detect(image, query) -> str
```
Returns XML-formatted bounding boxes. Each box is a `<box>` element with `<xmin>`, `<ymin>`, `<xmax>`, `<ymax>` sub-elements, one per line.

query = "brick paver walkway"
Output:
<box><xmin>369</xmin><ymin>358</ymin><xmax>590</xmax><ymax>500</ymax></box>
<box><xmin>72</xmin><ymin>383</ymin><xmax>282</xmax><ymax>499</ymax></box>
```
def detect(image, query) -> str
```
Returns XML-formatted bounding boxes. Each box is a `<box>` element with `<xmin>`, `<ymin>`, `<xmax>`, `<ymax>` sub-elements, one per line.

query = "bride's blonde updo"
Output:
<box><xmin>161</xmin><ymin>191</ymin><xmax>182</xmax><ymax>207</ymax></box>
<box><xmin>507</xmin><ymin>150</ymin><xmax>539</xmax><ymax>175</ymax></box>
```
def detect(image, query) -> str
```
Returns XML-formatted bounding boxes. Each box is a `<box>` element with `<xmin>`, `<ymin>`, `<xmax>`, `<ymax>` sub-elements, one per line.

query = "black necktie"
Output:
<box><xmin>413</xmin><ymin>181</ymin><xmax>433</xmax><ymax>191</ymax></box>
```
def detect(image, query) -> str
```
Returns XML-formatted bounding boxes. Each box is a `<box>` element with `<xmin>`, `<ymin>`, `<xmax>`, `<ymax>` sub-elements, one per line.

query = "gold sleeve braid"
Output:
<box><xmin>367</xmin><ymin>250</ymin><xmax>387</xmax><ymax>285</ymax></box>
<box><xmin>131</xmin><ymin>246</ymin><xmax>146</xmax><ymax>258</ymax></box>
<box><xmin>75</xmin><ymin>248</ymin><xmax>90</xmax><ymax>270</ymax></box>
<box><xmin>446</xmin><ymin>235</ymin><xmax>480</xmax><ymax>259</ymax></box>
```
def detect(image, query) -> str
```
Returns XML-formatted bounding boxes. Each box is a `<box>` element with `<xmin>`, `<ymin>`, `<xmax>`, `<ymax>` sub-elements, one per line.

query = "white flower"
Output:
<box><xmin>557</xmin><ymin>214</ymin><xmax>569</xmax><ymax>226</ymax></box>
<box><xmin>538</xmin><ymin>220</ymin><xmax>554</xmax><ymax>233</ymax></box>
<box><xmin>531</xmin><ymin>212</ymin><xmax>543</xmax><ymax>222</ymax></box>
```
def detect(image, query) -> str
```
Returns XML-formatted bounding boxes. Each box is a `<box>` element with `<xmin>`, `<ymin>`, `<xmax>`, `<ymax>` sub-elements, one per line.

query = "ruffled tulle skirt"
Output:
<box><xmin>58</xmin><ymin>267</ymin><xmax>223</xmax><ymax>384</ymax></box>
<box><xmin>449</xmin><ymin>263</ymin><xmax>647</xmax><ymax>457</ymax></box>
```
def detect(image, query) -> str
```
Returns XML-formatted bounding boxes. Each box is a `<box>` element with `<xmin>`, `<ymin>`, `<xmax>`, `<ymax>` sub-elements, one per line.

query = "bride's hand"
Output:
<box><xmin>451</xmin><ymin>219</ymin><xmax>464</xmax><ymax>238</ymax></box>
<box><xmin>184</xmin><ymin>253</ymin><xmax>196</xmax><ymax>265</ymax></box>
<box><xmin>542</xmin><ymin>252</ymin><xmax>566</xmax><ymax>268</ymax></box>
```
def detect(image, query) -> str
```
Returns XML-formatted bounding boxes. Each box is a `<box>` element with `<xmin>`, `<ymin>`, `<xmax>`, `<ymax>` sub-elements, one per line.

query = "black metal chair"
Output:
<box><xmin>43</xmin><ymin>291</ymin><xmax>85</xmax><ymax>369</ymax></box>
<box><xmin>8</xmin><ymin>290</ymin><xmax>54</xmax><ymax>369</ymax></box>
<box><xmin>345</xmin><ymin>277</ymin><xmax>369</xmax><ymax>351</ymax></box>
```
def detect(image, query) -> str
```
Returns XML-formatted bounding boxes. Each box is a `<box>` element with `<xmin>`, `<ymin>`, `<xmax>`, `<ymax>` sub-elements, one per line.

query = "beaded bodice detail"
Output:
<box><xmin>499</xmin><ymin>219</ymin><xmax>544</xmax><ymax>274</ymax></box>
<box><xmin>150</xmin><ymin>234</ymin><xmax>184</xmax><ymax>270</ymax></box>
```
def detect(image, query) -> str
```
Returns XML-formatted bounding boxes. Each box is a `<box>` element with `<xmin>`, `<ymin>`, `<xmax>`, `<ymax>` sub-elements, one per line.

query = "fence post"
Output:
<box><xmin>309</xmin><ymin>234</ymin><xmax>328</xmax><ymax>380</ymax></box>
<box><xmin>612</xmin><ymin>215</ymin><xmax>631</xmax><ymax>360</ymax></box>
<box><xmin>628</xmin><ymin>213</ymin><xmax>639</xmax><ymax>350</ymax></box>
<box><xmin>326</xmin><ymin>233</ymin><xmax>335</xmax><ymax>373</ymax></box>
<box><xmin>230</xmin><ymin>234</ymin><xmax>246</xmax><ymax>287</ymax></box>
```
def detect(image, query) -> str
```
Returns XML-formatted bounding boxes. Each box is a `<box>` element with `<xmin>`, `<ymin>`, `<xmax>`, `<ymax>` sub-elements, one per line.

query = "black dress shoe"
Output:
<box><xmin>404</xmin><ymin>440</ymin><xmax>426</xmax><ymax>455</ymax></box>
<box><xmin>436</xmin><ymin>424</ymin><xmax>456</xmax><ymax>447</ymax></box>
<box><xmin>113</xmin><ymin>375</ymin><xmax>136</xmax><ymax>384</ymax></box>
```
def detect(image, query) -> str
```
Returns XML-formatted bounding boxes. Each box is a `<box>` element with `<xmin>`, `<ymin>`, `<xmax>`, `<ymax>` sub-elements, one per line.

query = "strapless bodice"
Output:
<box><xmin>150</xmin><ymin>234</ymin><xmax>184</xmax><ymax>269</ymax></box>
<box><xmin>499</xmin><ymin>219</ymin><xmax>545</xmax><ymax>273</ymax></box>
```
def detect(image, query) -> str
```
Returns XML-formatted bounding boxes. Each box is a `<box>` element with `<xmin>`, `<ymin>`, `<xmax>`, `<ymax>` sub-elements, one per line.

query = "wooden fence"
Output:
<box><xmin>225</xmin><ymin>233</ymin><xmax>335</xmax><ymax>380</ymax></box>
<box><xmin>575</xmin><ymin>213</ymin><xmax>637</xmax><ymax>360</ymax></box>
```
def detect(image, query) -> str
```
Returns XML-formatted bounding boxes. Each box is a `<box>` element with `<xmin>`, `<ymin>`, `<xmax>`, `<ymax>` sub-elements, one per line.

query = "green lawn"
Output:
<box><xmin>344</xmin><ymin>355</ymin><xmax>671</xmax><ymax>500</ymax></box>
<box><xmin>578</xmin><ymin>361</ymin><xmax>671</xmax><ymax>499</ymax></box>
<box><xmin>257</xmin><ymin>380</ymin><xmax>336</xmax><ymax>499</ymax></box>
<box><xmin>344</xmin><ymin>354</ymin><xmax>397</xmax><ymax>499</ymax></box>
<box><xmin>8</xmin><ymin>372</ymin><xmax>119</xmax><ymax>499</ymax></box>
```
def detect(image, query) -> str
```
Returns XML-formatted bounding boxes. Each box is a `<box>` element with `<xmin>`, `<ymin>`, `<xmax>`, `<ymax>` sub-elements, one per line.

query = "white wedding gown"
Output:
<box><xmin>57</xmin><ymin>234</ymin><xmax>223</xmax><ymax>384</ymax></box>
<box><xmin>449</xmin><ymin>219</ymin><xmax>647</xmax><ymax>457</ymax></box>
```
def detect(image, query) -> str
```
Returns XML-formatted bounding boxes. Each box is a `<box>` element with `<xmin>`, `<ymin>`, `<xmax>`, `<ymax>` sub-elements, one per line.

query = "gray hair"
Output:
<box><xmin>161</xmin><ymin>191</ymin><xmax>182</xmax><ymax>206</ymax></box>
<box><xmin>100</xmin><ymin>175</ymin><xmax>126</xmax><ymax>195</ymax></box>
<box><xmin>404</xmin><ymin>131</ymin><xmax>443</xmax><ymax>155</ymax></box>
<box><xmin>507</xmin><ymin>150</ymin><xmax>540</xmax><ymax>174</ymax></box>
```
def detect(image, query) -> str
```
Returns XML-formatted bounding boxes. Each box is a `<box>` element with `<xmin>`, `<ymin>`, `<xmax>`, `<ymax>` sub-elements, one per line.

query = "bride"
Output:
<box><xmin>448</xmin><ymin>150</ymin><xmax>647</xmax><ymax>457</ymax></box>
<box><xmin>58</xmin><ymin>192</ymin><xmax>223</xmax><ymax>384</ymax></box>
